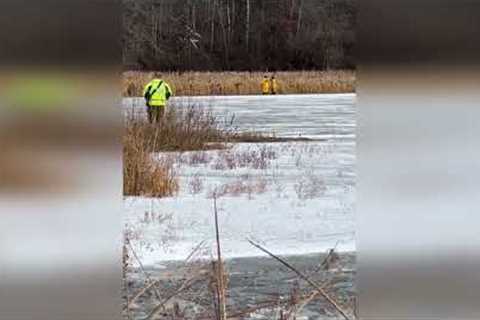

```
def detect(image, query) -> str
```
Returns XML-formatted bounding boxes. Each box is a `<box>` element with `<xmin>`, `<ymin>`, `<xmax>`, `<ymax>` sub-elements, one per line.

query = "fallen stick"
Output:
<box><xmin>191</xmin><ymin>299</ymin><xmax>284</xmax><ymax>320</ymax></box>
<box><xmin>213</xmin><ymin>195</ymin><xmax>227</xmax><ymax>320</ymax></box>
<box><xmin>128</xmin><ymin>279</ymin><xmax>161</xmax><ymax>309</ymax></box>
<box><xmin>247</xmin><ymin>239</ymin><xmax>352</xmax><ymax>320</ymax></box>
<box><xmin>198</xmin><ymin>293</ymin><xmax>316</xmax><ymax>320</ymax></box>
<box><xmin>285</xmin><ymin>242</ymin><xmax>347</xmax><ymax>318</ymax></box>
<box><xmin>144</xmin><ymin>274</ymin><xmax>201</xmax><ymax>320</ymax></box>
<box><xmin>129</xmin><ymin>238</ymin><xmax>206</xmax><ymax>310</ymax></box>
<box><xmin>227</xmin><ymin>294</ymin><xmax>311</xmax><ymax>320</ymax></box>
<box><xmin>314</xmin><ymin>241</ymin><xmax>340</xmax><ymax>273</ymax></box>
<box><xmin>142</xmin><ymin>240</ymin><xmax>210</xmax><ymax>320</ymax></box>
<box><xmin>185</xmin><ymin>239</ymin><xmax>206</xmax><ymax>263</ymax></box>
<box><xmin>286</xmin><ymin>288</ymin><xmax>322</xmax><ymax>319</ymax></box>
<box><xmin>226</xmin><ymin>300</ymin><xmax>281</xmax><ymax>318</ymax></box>
<box><xmin>126</xmin><ymin>238</ymin><xmax>162</xmax><ymax>300</ymax></box>
<box><xmin>123</xmin><ymin>266</ymin><xmax>133</xmax><ymax>319</ymax></box>
<box><xmin>210</xmin><ymin>261</ymin><xmax>220</xmax><ymax>320</ymax></box>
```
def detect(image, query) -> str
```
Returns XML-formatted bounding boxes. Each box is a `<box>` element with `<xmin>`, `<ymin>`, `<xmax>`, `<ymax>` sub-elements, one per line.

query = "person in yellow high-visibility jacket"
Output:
<box><xmin>270</xmin><ymin>75</ymin><xmax>279</xmax><ymax>95</ymax></box>
<box><xmin>261</xmin><ymin>75</ymin><xmax>270</xmax><ymax>95</ymax></box>
<box><xmin>143</xmin><ymin>78</ymin><xmax>173</xmax><ymax>123</ymax></box>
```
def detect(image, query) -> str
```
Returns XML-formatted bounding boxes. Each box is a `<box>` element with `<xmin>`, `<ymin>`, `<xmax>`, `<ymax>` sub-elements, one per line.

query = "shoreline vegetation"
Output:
<box><xmin>123</xmin><ymin>106</ymin><xmax>311</xmax><ymax>198</ymax></box>
<box><xmin>125</xmin><ymin>250</ymin><xmax>356</xmax><ymax>319</ymax></box>
<box><xmin>123</xmin><ymin>70</ymin><xmax>356</xmax><ymax>97</ymax></box>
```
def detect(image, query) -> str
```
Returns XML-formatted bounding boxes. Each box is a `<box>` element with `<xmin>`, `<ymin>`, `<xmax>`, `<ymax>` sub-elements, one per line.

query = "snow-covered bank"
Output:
<box><xmin>125</xmin><ymin>141</ymin><xmax>354</xmax><ymax>266</ymax></box>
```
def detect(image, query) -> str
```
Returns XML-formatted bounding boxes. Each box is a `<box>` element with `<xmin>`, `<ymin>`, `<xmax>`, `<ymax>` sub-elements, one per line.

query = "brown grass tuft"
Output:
<box><xmin>124</xmin><ymin>105</ymin><xmax>234</xmax><ymax>197</ymax></box>
<box><xmin>123</xmin><ymin>118</ymin><xmax>179</xmax><ymax>197</ymax></box>
<box><xmin>208</xmin><ymin>178</ymin><xmax>268</xmax><ymax>199</ymax></box>
<box><xmin>124</xmin><ymin>104</ymin><xmax>286</xmax><ymax>197</ymax></box>
<box><xmin>129</xmin><ymin>106</ymin><xmax>230</xmax><ymax>152</ymax></box>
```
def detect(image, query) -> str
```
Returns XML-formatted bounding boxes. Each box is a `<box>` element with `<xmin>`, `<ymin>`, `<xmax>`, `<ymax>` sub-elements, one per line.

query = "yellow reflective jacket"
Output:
<box><xmin>261</xmin><ymin>78</ymin><xmax>270</xmax><ymax>94</ymax></box>
<box><xmin>143</xmin><ymin>79</ymin><xmax>173</xmax><ymax>107</ymax></box>
<box><xmin>271</xmin><ymin>78</ymin><xmax>279</xmax><ymax>94</ymax></box>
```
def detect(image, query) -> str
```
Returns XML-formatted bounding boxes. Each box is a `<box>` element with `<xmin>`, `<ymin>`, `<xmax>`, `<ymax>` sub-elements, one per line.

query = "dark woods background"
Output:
<box><xmin>123</xmin><ymin>0</ymin><xmax>356</xmax><ymax>71</ymax></box>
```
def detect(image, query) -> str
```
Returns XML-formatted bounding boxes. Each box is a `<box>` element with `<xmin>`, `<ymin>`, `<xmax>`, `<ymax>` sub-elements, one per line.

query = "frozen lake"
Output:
<box><xmin>123</xmin><ymin>94</ymin><xmax>356</xmax><ymax>265</ymax></box>
<box><xmin>123</xmin><ymin>93</ymin><xmax>355</xmax><ymax>139</ymax></box>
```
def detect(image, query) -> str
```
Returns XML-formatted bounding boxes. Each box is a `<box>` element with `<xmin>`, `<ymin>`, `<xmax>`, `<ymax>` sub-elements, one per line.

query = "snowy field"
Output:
<box><xmin>123</xmin><ymin>94</ymin><xmax>355</xmax><ymax>266</ymax></box>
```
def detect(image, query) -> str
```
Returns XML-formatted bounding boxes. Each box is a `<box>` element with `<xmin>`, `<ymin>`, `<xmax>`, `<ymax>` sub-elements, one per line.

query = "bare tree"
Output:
<box><xmin>245</xmin><ymin>0</ymin><xmax>250</xmax><ymax>51</ymax></box>
<box><xmin>122</xmin><ymin>0</ymin><xmax>356</xmax><ymax>71</ymax></box>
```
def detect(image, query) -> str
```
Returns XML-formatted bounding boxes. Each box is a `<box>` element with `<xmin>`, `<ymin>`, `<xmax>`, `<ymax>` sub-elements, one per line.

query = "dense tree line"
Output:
<box><xmin>123</xmin><ymin>0</ymin><xmax>355</xmax><ymax>71</ymax></box>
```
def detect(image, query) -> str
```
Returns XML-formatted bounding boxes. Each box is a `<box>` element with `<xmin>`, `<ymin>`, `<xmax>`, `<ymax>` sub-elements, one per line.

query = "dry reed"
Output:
<box><xmin>123</xmin><ymin>117</ymin><xmax>179</xmax><ymax>197</ymax></box>
<box><xmin>124</xmin><ymin>104</ymin><xmax>298</xmax><ymax>198</ymax></box>
<box><xmin>123</xmin><ymin>70</ymin><xmax>355</xmax><ymax>97</ymax></box>
<box><xmin>124</xmin><ymin>105</ymin><xmax>248</xmax><ymax>197</ymax></box>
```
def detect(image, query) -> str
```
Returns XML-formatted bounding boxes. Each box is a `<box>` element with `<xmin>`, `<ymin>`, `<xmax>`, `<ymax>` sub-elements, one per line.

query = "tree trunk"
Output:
<box><xmin>231</xmin><ymin>0</ymin><xmax>235</xmax><ymax>39</ymax></box>
<box><xmin>296</xmin><ymin>0</ymin><xmax>303</xmax><ymax>36</ymax></box>
<box><xmin>226</xmin><ymin>1</ymin><xmax>231</xmax><ymax>46</ymax></box>
<box><xmin>210</xmin><ymin>0</ymin><xmax>216</xmax><ymax>52</ymax></box>
<box><xmin>219</xmin><ymin>0</ymin><xmax>229</xmax><ymax>68</ymax></box>
<box><xmin>245</xmin><ymin>0</ymin><xmax>250</xmax><ymax>51</ymax></box>
<box><xmin>192</xmin><ymin>0</ymin><xmax>196</xmax><ymax>31</ymax></box>
<box><xmin>289</xmin><ymin>0</ymin><xmax>295</xmax><ymax>20</ymax></box>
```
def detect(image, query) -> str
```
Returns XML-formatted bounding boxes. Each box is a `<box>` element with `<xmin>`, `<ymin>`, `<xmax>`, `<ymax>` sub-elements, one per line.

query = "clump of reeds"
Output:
<box><xmin>208</xmin><ymin>178</ymin><xmax>268</xmax><ymax>199</ymax></box>
<box><xmin>124</xmin><ymin>105</ymin><xmax>234</xmax><ymax>197</ymax></box>
<box><xmin>125</xmin><ymin>105</ymin><xmax>224</xmax><ymax>152</ymax></box>
<box><xmin>123</xmin><ymin>117</ymin><xmax>179</xmax><ymax>197</ymax></box>
<box><xmin>126</xmin><ymin>105</ymin><xmax>279</xmax><ymax>152</ymax></box>
<box><xmin>188</xmin><ymin>173</ymin><xmax>204</xmax><ymax>195</ymax></box>
<box><xmin>122</xmin><ymin>70</ymin><xmax>356</xmax><ymax>97</ymax></box>
<box><xmin>151</xmin><ymin>106</ymin><xmax>229</xmax><ymax>152</ymax></box>
<box><xmin>124</xmin><ymin>104</ymin><xmax>292</xmax><ymax>197</ymax></box>
<box><xmin>212</xmin><ymin>145</ymin><xmax>277</xmax><ymax>171</ymax></box>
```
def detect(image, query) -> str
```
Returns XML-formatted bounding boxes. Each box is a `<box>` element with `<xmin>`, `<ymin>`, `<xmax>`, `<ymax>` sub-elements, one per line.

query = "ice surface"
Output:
<box><xmin>123</xmin><ymin>93</ymin><xmax>355</xmax><ymax>139</ymax></box>
<box><xmin>123</xmin><ymin>94</ymin><xmax>356</xmax><ymax>265</ymax></box>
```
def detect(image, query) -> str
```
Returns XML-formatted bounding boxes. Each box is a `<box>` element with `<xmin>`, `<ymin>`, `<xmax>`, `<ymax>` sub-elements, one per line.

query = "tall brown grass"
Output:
<box><xmin>124</xmin><ymin>104</ymin><xmax>298</xmax><ymax>197</ymax></box>
<box><xmin>124</xmin><ymin>117</ymin><xmax>179</xmax><ymax>198</ymax></box>
<box><xmin>123</xmin><ymin>70</ymin><xmax>355</xmax><ymax>97</ymax></box>
<box><xmin>124</xmin><ymin>106</ymin><xmax>239</xmax><ymax>197</ymax></box>
<box><xmin>137</xmin><ymin>106</ymin><xmax>231</xmax><ymax>151</ymax></box>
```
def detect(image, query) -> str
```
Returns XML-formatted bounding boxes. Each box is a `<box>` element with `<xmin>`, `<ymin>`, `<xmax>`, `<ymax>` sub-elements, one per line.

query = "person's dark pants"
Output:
<box><xmin>147</xmin><ymin>105</ymin><xmax>165</xmax><ymax>123</ymax></box>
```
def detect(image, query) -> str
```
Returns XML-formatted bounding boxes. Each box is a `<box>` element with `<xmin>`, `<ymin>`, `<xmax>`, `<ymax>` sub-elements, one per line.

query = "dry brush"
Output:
<box><xmin>123</xmin><ymin>71</ymin><xmax>355</xmax><ymax>97</ymax></box>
